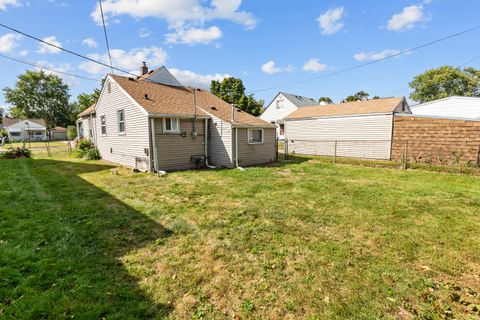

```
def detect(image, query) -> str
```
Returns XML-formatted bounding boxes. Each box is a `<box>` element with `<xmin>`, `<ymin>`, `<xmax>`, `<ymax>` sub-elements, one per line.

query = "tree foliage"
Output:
<box><xmin>0</xmin><ymin>107</ymin><xmax>3</xmax><ymax>124</ymax></box>
<box><xmin>3</xmin><ymin>70</ymin><xmax>73</xmax><ymax>129</ymax></box>
<box><xmin>344</xmin><ymin>90</ymin><xmax>370</xmax><ymax>102</ymax></box>
<box><xmin>210</xmin><ymin>77</ymin><xmax>264</xmax><ymax>116</ymax></box>
<box><xmin>318</xmin><ymin>97</ymin><xmax>333</xmax><ymax>104</ymax></box>
<box><xmin>67</xmin><ymin>125</ymin><xmax>77</xmax><ymax>140</ymax></box>
<box><xmin>409</xmin><ymin>66</ymin><xmax>480</xmax><ymax>103</ymax></box>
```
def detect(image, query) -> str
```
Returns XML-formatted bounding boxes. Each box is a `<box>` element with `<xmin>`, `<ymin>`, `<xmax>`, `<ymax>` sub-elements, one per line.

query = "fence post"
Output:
<box><xmin>284</xmin><ymin>139</ymin><xmax>289</xmax><ymax>160</ymax></box>
<box><xmin>333</xmin><ymin>140</ymin><xmax>337</xmax><ymax>164</ymax></box>
<box><xmin>403</xmin><ymin>140</ymin><xmax>408</xmax><ymax>170</ymax></box>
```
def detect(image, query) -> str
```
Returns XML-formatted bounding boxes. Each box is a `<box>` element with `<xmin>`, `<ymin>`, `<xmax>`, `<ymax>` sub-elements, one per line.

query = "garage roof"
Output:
<box><xmin>285</xmin><ymin>97</ymin><xmax>407</xmax><ymax>119</ymax></box>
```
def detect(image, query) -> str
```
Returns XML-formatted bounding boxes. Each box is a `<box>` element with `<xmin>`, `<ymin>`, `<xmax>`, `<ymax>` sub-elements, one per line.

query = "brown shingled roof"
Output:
<box><xmin>286</xmin><ymin>97</ymin><xmax>405</xmax><ymax>119</ymax></box>
<box><xmin>111</xmin><ymin>75</ymin><xmax>274</xmax><ymax>127</ymax></box>
<box><xmin>194</xmin><ymin>89</ymin><xmax>276</xmax><ymax>128</ymax></box>
<box><xmin>2</xmin><ymin>118</ymin><xmax>46</xmax><ymax>127</ymax></box>
<box><xmin>79</xmin><ymin>104</ymin><xmax>96</xmax><ymax>117</ymax></box>
<box><xmin>111</xmin><ymin>75</ymin><xmax>208</xmax><ymax>117</ymax></box>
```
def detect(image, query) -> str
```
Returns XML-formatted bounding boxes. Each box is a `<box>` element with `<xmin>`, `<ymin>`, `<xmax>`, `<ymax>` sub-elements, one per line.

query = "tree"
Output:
<box><xmin>72</xmin><ymin>78</ymin><xmax>104</xmax><ymax>114</ymax></box>
<box><xmin>409</xmin><ymin>66</ymin><xmax>480</xmax><ymax>103</ymax></box>
<box><xmin>210</xmin><ymin>77</ymin><xmax>264</xmax><ymax>116</ymax></box>
<box><xmin>4</xmin><ymin>70</ymin><xmax>73</xmax><ymax>129</ymax></box>
<box><xmin>67</xmin><ymin>125</ymin><xmax>77</xmax><ymax>140</ymax></box>
<box><xmin>344</xmin><ymin>91</ymin><xmax>370</xmax><ymax>102</ymax></box>
<box><xmin>318</xmin><ymin>97</ymin><xmax>333</xmax><ymax>104</ymax></box>
<box><xmin>0</xmin><ymin>107</ymin><xmax>3</xmax><ymax>124</ymax></box>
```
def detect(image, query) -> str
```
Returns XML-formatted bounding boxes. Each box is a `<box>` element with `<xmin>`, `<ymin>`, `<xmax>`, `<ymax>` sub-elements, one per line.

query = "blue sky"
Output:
<box><xmin>0</xmin><ymin>0</ymin><xmax>480</xmax><ymax>110</ymax></box>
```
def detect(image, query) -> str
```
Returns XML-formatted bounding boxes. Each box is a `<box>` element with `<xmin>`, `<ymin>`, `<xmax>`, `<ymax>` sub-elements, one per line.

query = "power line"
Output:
<box><xmin>0</xmin><ymin>22</ymin><xmax>138</xmax><ymax>77</ymax></box>
<box><xmin>98</xmin><ymin>0</ymin><xmax>114</xmax><ymax>74</ymax></box>
<box><xmin>460</xmin><ymin>56</ymin><xmax>480</xmax><ymax>67</ymax></box>
<box><xmin>0</xmin><ymin>53</ymin><xmax>101</xmax><ymax>82</ymax></box>
<box><xmin>248</xmin><ymin>25</ymin><xmax>480</xmax><ymax>94</ymax></box>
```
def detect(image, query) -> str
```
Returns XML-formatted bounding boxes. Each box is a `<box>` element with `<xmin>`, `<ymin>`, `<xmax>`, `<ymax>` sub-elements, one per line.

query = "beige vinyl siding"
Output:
<box><xmin>95</xmin><ymin>78</ymin><xmax>150</xmax><ymax>169</ymax></box>
<box><xmin>285</xmin><ymin>114</ymin><xmax>393</xmax><ymax>160</ymax></box>
<box><xmin>236</xmin><ymin>128</ymin><xmax>277</xmax><ymax>166</ymax></box>
<box><xmin>154</xmin><ymin>118</ymin><xmax>206</xmax><ymax>171</ymax></box>
<box><xmin>208</xmin><ymin>115</ymin><xmax>233</xmax><ymax>168</ymax></box>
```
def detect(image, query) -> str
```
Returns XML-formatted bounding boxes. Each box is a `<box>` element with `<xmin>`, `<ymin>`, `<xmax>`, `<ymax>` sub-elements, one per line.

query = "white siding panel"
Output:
<box><xmin>285</xmin><ymin>114</ymin><xmax>393</xmax><ymax>160</ymax></box>
<box><xmin>412</xmin><ymin>97</ymin><xmax>480</xmax><ymax>120</ymax></box>
<box><xmin>95</xmin><ymin>79</ymin><xmax>150</xmax><ymax>169</ymax></box>
<box><xmin>259</xmin><ymin>93</ymin><xmax>299</xmax><ymax>139</ymax></box>
<box><xmin>208</xmin><ymin>115</ymin><xmax>233</xmax><ymax>168</ymax></box>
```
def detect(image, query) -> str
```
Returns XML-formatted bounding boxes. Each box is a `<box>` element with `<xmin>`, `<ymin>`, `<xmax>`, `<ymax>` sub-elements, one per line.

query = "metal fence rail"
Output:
<box><xmin>284</xmin><ymin>139</ymin><xmax>480</xmax><ymax>168</ymax></box>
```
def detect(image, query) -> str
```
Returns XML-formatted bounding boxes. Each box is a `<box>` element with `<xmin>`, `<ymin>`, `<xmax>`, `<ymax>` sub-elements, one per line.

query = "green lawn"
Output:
<box><xmin>1</xmin><ymin>152</ymin><xmax>480</xmax><ymax>319</ymax></box>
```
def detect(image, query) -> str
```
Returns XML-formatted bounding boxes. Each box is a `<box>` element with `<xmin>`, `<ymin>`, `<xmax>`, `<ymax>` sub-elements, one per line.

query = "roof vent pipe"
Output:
<box><xmin>140</xmin><ymin>62</ymin><xmax>148</xmax><ymax>75</ymax></box>
<box><xmin>231</xmin><ymin>104</ymin><xmax>236</xmax><ymax>123</ymax></box>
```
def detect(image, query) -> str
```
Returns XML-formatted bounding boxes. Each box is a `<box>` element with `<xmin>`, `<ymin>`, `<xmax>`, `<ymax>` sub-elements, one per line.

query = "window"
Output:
<box><xmin>279</xmin><ymin>124</ymin><xmax>285</xmax><ymax>135</ymax></box>
<box><xmin>107</xmin><ymin>82</ymin><xmax>112</xmax><ymax>93</ymax></box>
<box><xmin>248</xmin><ymin>128</ymin><xmax>264</xmax><ymax>144</ymax></box>
<box><xmin>117</xmin><ymin>110</ymin><xmax>125</xmax><ymax>134</ymax></box>
<box><xmin>276</xmin><ymin>99</ymin><xmax>284</xmax><ymax>109</ymax></box>
<box><xmin>100</xmin><ymin>115</ymin><xmax>107</xmax><ymax>135</ymax></box>
<box><xmin>10</xmin><ymin>132</ymin><xmax>21</xmax><ymax>137</ymax></box>
<box><xmin>163</xmin><ymin>118</ymin><xmax>180</xmax><ymax>133</ymax></box>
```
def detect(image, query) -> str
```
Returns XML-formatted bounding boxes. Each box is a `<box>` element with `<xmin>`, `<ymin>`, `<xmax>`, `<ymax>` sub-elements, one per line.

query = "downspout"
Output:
<box><xmin>150</xmin><ymin>117</ymin><xmax>162</xmax><ymax>176</ymax></box>
<box><xmin>205</xmin><ymin>117</ymin><xmax>215</xmax><ymax>169</ymax></box>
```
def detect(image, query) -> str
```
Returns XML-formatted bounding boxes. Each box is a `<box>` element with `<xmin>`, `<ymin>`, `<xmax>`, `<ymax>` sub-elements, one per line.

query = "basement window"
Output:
<box><xmin>163</xmin><ymin>118</ymin><xmax>180</xmax><ymax>133</ymax></box>
<box><xmin>248</xmin><ymin>128</ymin><xmax>264</xmax><ymax>144</ymax></box>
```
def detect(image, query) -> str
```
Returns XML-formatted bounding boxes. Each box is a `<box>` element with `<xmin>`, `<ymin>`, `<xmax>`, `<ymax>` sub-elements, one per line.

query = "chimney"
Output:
<box><xmin>140</xmin><ymin>62</ymin><xmax>148</xmax><ymax>75</ymax></box>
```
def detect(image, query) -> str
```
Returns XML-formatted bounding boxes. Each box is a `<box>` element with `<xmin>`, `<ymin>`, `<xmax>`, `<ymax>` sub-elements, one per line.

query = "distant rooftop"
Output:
<box><xmin>280</xmin><ymin>92</ymin><xmax>319</xmax><ymax>108</ymax></box>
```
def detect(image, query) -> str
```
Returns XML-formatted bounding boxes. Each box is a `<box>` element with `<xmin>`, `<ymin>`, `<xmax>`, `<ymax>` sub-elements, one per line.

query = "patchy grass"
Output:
<box><xmin>1</xmin><ymin>152</ymin><xmax>479</xmax><ymax>319</ymax></box>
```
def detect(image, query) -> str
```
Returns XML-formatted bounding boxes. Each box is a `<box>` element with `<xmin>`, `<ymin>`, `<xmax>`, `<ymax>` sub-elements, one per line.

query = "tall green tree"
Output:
<box><xmin>318</xmin><ymin>97</ymin><xmax>333</xmax><ymax>104</ymax></box>
<box><xmin>409</xmin><ymin>66</ymin><xmax>480</xmax><ymax>103</ymax></box>
<box><xmin>71</xmin><ymin>78</ymin><xmax>105</xmax><ymax>114</ymax></box>
<box><xmin>210</xmin><ymin>77</ymin><xmax>264</xmax><ymax>116</ymax></box>
<box><xmin>0</xmin><ymin>108</ymin><xmax>3</xmax><ymax>124</ymax></box>
<box><xmin>4</xmin><ymin>70</ymin><xmax>73</xmax><ymax>129</ymax></box>
<box><xmin>344</xmin><ymin>90</ymin><xmax>370</xmax><ymax>102</ymax></box>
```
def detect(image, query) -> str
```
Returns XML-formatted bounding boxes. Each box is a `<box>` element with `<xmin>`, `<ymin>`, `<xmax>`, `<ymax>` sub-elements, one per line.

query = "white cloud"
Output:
<box><xmin>37</xmin><ymin>36</ymin><xmax>62</xmax><ymax>54</ymax></box>
<box><xmin>169</xmin><ymin>68</ymin><xmax>230</xmax><ymax>88</ymax></box>
<box><xmin>166</xmin><ymin>26</ymin><xmax>222</xmax><ymax>45</ymax></box>
<box><xmin>0</xmin><ymin>33</ymin><xmax>21</xmax><ymax>53</ymax></box>
<box><xmin>90</xmin><ymin>0</ymin><xmax>257</xmax><ymax>29</ymax></box>
<box><xmin>78</xmin><ymin>46</ymin><xmax>168</xmax><ymax>75</ymax></box>
<box><xmin>0</xmin><ymin>0</ymin><xmax>21</xmax><ymax>11</ymax></box>
<box><xmin>354</xmin><ymin>49</ymin><xmax>406</xmax><ymax>61</ymax></box>
<box><xmin>82</xmin><ymin>37</ymin><xmax>98</xmax><ymax>48</ymax></box>
<box><xmin>35</xmin><ymin>61</ymin><xmax>80</xmax><ymax>87</ymax></box>
<box><xmin>317</xmin><ymin>7</ymin><xmax>344</xmax><ymax>35</ymax></box>
<box><xmin>261</xmin><ymin>60</ymin><xmax>294</xmax><ymax>75</ymax></box>
<box><xmin>19</xmin><ymin>50</ymin><xmax>28</xmax><ymax>56</ymax></box>
<box><xmin>387</xmin><ymin>5</ymin><xmax>424</xmax><ymax>32</ymax></box>
<box><xmin>139</xmin><ymin>28</ymin><xmax>150</xmax><ymax>38</ymax></box>
<box><xmin>261</xmin><ymin>61</ymin><xmax>281</xmax><ymax>75</ymax></box>
<box><xmin>303</xmin><ymin>58</ymin><xmax>327</xmax><ymax>72</ymax></box>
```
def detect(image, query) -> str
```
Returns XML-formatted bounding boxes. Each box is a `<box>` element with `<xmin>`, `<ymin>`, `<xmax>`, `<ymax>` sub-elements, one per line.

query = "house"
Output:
<box><xmin>259</xmin><ymin>92</ymin><xmax>320</xmax><ymax>140</ymax></box>
<box><xmin>77</xmin><ymin>104</ymin><xmax>96</xmax><ymax>143</ymax></box>
<box><xmin>50</xmin><ymin>127</ymin><xmax>68</xmax><ymax>140</ymax></box>
<box><xmin>81</xmin><ymin>65</ymin><xmax>277</xmax><ymax>172</ymax></box>
<box><xmin>411</xmin><ymin>96</ymin><xmax>480</xmax><ymax>120</ymax></box>
<box><xmin>284</xmin><ymin>97</ymin><xmax>411</xmax><ymax>160</ymax></box>
<box><xmin>2</xmin><ymin>118</ymin><xmax>48</xmax><ymax>142</ymax></box>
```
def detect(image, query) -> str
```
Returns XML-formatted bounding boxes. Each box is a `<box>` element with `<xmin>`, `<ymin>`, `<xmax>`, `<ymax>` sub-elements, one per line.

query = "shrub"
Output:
<box><xmin>75</xmin><ymin>139</ymin><xmax>101</xmax><ymax>160</ymax></box>
<box><xmin>84</xmin><ymin>147</ymin><xmax>101</xmax><ymax>160</ymax></box>
<box><xmin>0</xmin><ymin>147</ymin><xmax>32</xmax><ymax>160</ymax></box>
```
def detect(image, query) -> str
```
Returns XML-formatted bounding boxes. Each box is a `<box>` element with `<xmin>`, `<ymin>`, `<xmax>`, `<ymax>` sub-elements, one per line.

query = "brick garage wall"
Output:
<box><xmin>391</xmin><ymin>115</ymin><xmax>480</xmax><ymax>166</ymax></box>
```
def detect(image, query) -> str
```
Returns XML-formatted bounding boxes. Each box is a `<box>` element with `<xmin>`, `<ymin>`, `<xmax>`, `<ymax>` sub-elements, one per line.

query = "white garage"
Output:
<box><xmin>284</xmin><ymin>97</ymin><xmax>410</xmax><ymax>160</ymax></box>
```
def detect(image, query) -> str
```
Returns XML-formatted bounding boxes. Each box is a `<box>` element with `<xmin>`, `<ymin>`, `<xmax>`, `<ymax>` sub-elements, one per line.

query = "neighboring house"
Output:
<box><xmin>77</xmin><ymin>104</ymin><xmax>96</xmax><ymax>144</ymax></box>
<box><xmin>260</xmin><ymin>92</ymin><xmax>320</xmax><ymax>140</ymax></box>
<box><xmin>284</xmin><ymin>97</ymin><xmax>411</xmax><ymax>160</ymax></box>
<box><xmin>411</xmin><ymin>96</ymin><xmax>480</xmax><ymax>120</ymax></box>
<box><xmin>81</xmin><ymin>65</ymin><xmax>277</xmax><ymax>172</ymax></box>
<box><xmin>51</xmin><ymin>127</ymin><xmax>68</xmax><ymax>140</ymax></box>
<box><xmin>2</xmin><ymin>118</ymin><xmax>49</xmax><ymax>142</ymax></box>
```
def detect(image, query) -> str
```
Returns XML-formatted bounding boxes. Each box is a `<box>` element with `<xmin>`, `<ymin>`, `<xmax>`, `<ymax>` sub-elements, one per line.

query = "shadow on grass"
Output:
<box><xmin>0</xmin><ymin>159</ymin><xmax>172</xmax><ymax>319</ymax></box>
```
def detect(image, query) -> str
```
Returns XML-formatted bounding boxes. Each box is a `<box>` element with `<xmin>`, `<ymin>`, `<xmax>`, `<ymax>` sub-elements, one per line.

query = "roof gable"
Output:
<box><xmin>144</xmin><ymin>66</ymin><xmax>183</xmax><ymax>87</ymax></box>
<box><xmin>286</xmin><ymin>97</ymin><xmax>407</xmax><ymax>119</ymax></box>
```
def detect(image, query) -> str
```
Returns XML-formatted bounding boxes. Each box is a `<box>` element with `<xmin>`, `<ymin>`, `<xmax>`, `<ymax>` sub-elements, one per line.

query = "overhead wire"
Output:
<box><xmin>98</xmin><ymin>0</ymin><xmax>114</xmax><ymax>74</ymax></box>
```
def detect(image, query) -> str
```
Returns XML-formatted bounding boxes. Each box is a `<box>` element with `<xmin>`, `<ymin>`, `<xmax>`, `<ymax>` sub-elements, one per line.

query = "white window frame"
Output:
<box><xmin>247</xmin><ymin>128</ymin><xmax>264</xmax><ymax>144</ymax></box>
<box><xmin>162</xmin><ymin>117</ymin><xmax>180</xmax><ymax>134</ymax></box>
<box><xmin>276</xmin><ymin>99</ymin><xmax>284</xmax><ymax>109</ymax></box>
<box><xmin>117</xmin><ymin>109</ymin><xmax>125</xmax><ymax>135</ymax></box>
<box><xmin>100</xmin><ymin>115</ymin><xmax>107</xmax><ymax>136</ymax></box>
